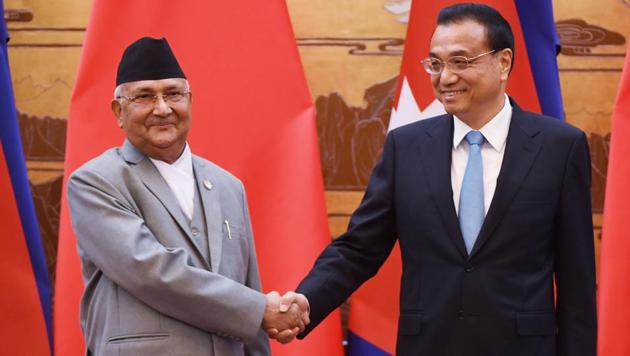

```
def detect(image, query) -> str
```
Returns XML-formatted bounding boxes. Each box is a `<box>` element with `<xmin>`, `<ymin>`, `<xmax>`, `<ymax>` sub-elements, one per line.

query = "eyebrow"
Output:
<box><xmin>130</xmin><ymin>84</ymin><xmax>184</xmax><ymax>94</ymax></box>
<box><xmin>429</xmin><ymin>49</ymin><xmax>473</xmax><ymax>58</ymax></box>
<box><xmin>131</xmin><ymin>87</ymin><xmax>154</xmax><ymax>94</ymax></box>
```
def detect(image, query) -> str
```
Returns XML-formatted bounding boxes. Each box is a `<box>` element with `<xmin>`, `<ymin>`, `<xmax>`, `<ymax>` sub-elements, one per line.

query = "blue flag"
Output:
<box><xmin>515</xmin><ymin>0</ymin><xmax>564</xmax><ymax>119</ymax></box>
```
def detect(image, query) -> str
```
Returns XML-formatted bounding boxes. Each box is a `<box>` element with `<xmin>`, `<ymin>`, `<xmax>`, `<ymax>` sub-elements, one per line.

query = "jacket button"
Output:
<box><xmin>465</xmin><ymin>265</ymin><xmax>474</xmax><ymax>272</ymax></box>
<box><xmin>457</xmin><ymin>310</ymin><xmax>464</xmax><ymax>319</ymax></box>
<box><xmin>191</xmin><ymin>227</ymin><xmax>199</xmax><ymax>236</ymax></box>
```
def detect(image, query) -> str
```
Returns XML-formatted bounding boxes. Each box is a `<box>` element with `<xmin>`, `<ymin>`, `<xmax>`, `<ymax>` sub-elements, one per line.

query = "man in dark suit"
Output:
<box><xmin>282</xmin><ymin>3</ymin><xmax>597</xmax><ymax>355</ymax></box>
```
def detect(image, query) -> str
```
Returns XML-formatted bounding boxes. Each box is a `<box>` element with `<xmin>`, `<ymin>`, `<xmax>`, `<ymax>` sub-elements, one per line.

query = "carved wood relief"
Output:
<box><xmin>18</xmin><ymin>111</ymin><xmax>65</xmax><ymax>279</ymax></box>
<box><xmin>557</xmin><ymin>19</ymin><xmax>625</xmax><ymax>57</ymax></box>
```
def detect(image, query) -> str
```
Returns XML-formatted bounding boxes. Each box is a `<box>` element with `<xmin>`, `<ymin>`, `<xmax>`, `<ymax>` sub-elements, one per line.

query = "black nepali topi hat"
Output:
<box><xmin>116</xmin><ymin>37</ymin><xmax>186</xmax><ymax>86</ymax></box>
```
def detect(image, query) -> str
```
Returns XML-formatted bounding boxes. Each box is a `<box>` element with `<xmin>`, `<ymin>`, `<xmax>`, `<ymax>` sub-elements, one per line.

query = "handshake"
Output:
<box><xmin>261</xmin><ymin>291</ymin><xmax>310</xmax><ymax>344</ymax></box>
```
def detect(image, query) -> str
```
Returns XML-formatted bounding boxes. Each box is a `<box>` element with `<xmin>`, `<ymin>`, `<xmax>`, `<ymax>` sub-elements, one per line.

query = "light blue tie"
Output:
<box><xmin>459</xmin><ymin>131</ymin><xmax>485</xmax><ymax>254</ymax></box>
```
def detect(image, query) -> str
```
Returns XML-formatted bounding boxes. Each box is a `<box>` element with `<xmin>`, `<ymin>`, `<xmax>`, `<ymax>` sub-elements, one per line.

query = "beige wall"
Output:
<box><xmin>5</xmin><ymin>0</ymin><xmax>627</xmax><ymax>283</ymax></box>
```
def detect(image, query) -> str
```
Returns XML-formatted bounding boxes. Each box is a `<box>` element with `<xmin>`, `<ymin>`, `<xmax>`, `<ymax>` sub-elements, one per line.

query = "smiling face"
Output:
<box><xmin>112</xmin><ymin>78</ymin><xmax>192</xmax><ymax>163</ymax></box>
<box><xmin>429</xmin><ymin>19</ymin><xmax>512</xmax><ymax>128</ymax></box>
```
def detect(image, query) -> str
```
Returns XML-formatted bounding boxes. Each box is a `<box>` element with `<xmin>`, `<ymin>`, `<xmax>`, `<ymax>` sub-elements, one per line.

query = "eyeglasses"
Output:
<box><xmin>117</xmin><ymin>91</ymin><xmax>191</xmax><ymax>105</ymax></box>
<box><xmin>421</xmin><ymin>50</ymin><xmax>497</xmax><ymax>75</ymax></box>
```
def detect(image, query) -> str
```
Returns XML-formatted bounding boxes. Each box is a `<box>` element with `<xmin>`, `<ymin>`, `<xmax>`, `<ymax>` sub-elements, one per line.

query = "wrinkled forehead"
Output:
<box><xmin>429</xmin><ymin>20</ymin><xmax>489</xmax><ymax>57</ymax></box>
<box><xmin>120</xmin><ymin>78</ymin><xmax>188</xmax><ymax>93</ymax></box>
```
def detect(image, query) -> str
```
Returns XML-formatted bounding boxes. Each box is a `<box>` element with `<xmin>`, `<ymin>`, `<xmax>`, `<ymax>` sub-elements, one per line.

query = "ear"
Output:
<box><xmin>498</xmin><ymin>48</ymin><xmax>513</xmax><ymax>80</ymax></box>
<box><xmin>111</xmin><ymin>99</ymin><xmax>123</xmax><ymax>128</ymax></box>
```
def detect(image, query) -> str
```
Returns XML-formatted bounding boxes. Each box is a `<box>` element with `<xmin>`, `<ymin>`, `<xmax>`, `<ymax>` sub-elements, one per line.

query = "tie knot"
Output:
<box><xmin>465</xmin><ymin>131</ymin><xmax>484</xmax><ymax>146</ymax></box>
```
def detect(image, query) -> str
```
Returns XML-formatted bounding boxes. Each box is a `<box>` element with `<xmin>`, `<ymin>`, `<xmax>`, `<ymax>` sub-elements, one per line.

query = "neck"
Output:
<box><xmin>149</xmin><ymin>144</ymin><xmax>186</xmax><ymax>164</ymax></box>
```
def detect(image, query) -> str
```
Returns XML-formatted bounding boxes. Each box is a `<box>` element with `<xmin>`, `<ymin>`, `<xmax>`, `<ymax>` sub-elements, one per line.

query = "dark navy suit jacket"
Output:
<box><xmin>297</xmin><ymin>101</ymin><xmax>597</xmax><ymax>356</ymax></box>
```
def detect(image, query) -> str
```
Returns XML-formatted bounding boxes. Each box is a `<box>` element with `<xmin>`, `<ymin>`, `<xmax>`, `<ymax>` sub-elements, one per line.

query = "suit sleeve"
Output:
<box><xmin>67</xmin><ymin>169</ymin><xmax>267</xmax><ymax>344</ymax></box>
<box><xmin>297</xmin><ymin>132</ymin><xmax>399</xmax><ymax>336</ymax></box>
<box><xmin>554</xmin><ymin>131</ymin><xmax>597</xmax><ymax>356</ymax></box>
<box><xmin>239</xmin><ymin>183</ymin><xmax>272</xmax><ymax>356</ymax></box>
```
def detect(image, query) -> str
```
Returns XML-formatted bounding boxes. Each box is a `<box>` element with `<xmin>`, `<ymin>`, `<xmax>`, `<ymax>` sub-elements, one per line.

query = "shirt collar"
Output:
<box><xmin>452</xmin><ymin>94</ymin><xmax>512</xmax><ymax>152</ymax></box>
<box><xmin>149</xmin><ymin>143</ymin><xmax>193</xmax><ymax>177</ymax></box>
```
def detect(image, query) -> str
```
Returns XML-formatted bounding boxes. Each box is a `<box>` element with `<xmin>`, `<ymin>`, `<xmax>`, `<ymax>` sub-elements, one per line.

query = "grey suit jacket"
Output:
<box><xmin>67</xmin><ymin>140</ymin><xmax>270</xmax><ymax>356</ymax></box>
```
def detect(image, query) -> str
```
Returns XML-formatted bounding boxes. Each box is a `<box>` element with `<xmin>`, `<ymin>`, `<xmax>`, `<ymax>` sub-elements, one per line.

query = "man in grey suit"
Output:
<box><xmin>67</xmin><ymin>37</ymin><xmax>307</xmax><ymax>356</ymax></box>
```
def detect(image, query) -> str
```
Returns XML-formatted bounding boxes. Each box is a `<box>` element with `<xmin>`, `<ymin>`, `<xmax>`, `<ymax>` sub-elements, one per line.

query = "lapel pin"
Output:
<box><xmin>224</xmin><ymin>220</ymin><xmax>233</xmax><ymax>239</ymax></box>
<box><xmin>203</xmin><ymin>180</ymin><xmax>213</xmax><ymax>190</ymax></box>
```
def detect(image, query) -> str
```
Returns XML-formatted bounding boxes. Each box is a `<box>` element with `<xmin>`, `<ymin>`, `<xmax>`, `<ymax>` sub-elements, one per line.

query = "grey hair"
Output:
<box><xmin>113</xmin><ymin>79</ymin><xmax>190</xmax><ymax>99</ymax></box>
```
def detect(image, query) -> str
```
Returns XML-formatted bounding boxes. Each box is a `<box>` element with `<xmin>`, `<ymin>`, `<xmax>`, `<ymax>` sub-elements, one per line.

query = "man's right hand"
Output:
<box><xmin>262</xmin><ymin>291</ymin><xmax>310</xmax><ymax>344</ymax></box>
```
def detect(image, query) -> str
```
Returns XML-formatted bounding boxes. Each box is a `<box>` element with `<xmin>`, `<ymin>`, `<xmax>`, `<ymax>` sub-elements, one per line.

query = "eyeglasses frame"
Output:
<box><xmin>421</xmin><ymin>49</ymin><xmax>499</xmax><ymax>75</ymax></box>
<box><xmin>116</xmin><ymin>91</ymin><xmax>192</xmax><ymax>106</ymax></box>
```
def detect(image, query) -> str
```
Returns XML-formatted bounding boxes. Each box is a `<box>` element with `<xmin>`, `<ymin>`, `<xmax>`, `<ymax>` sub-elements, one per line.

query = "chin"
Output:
<box><xmin>442</xmin><ymin>104</ymin><xmax>462</xmax><ymax>116</ymax></box>
<box><xmin>149</xmin><ymin>138</ymin><xmax>178</xmax><ymax>149</ymax></box>
<box><xmin>150</xmin><ymin>132</ymin><xmax>177</xmax><ymax>143</ymax></box>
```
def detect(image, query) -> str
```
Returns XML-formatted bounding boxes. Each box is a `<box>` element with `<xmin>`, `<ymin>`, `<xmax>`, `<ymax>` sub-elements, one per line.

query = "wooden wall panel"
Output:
<box><xmin>4</xmin><ymin>0</ymin><xmax>626</xmax><ymax>288</ymax></box>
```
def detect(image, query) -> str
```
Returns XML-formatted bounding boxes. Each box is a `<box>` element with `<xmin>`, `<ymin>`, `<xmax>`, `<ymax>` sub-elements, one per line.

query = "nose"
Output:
<box><xmin>438</xmin><ymin>65</ymin><xmax>459</xmax><ymax>86</ymax></box>
<box><xmin>152</xmin><ymin>95</ymin><xmax>173</xmax><ymax>116</ymax></box>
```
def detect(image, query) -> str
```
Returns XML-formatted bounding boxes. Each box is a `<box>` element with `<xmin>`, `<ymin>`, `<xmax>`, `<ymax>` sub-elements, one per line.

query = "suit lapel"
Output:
<box><xmin>121</xmin><ymin>140</ymin><xmax>211</xmax><ymax>269</ymax></box>
<box><xmin>418</xmin><ymin>117</ymin><xmax>468</xmax><ymax>259</ymax></box>
<box><xmin>193</xmin><ymin>157</ymin><xmax>223</xmax><ymax>272</ymax></box>
<box><xmin>469</xmin><ymin>105</ymin><xmax>542</xmax><ymax>258</ymax></box>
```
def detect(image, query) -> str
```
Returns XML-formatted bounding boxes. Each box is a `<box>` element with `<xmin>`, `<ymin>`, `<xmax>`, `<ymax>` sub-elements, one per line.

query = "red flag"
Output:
<box><xmin>598</xmin><ymin>47</ymin><xmax>630</xmax><ymax>356</ymax></box>
<box><xmin>0</xmin><ymin>145</ymin><xmax>50</xmax><ymax>356</ymax></box>
<box><xmin>54</xmin><ymin>1</ymin><xmax>343</xmax><ymax>355</ymax></box>
<box><xmin>390</xmin><ymin>0</ymin><xmax>540</xmax><ymax>131</ymax></box>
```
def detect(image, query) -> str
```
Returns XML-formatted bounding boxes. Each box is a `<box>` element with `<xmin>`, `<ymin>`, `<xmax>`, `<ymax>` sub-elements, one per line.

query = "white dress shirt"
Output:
<box><xmin>150</xmin><ymin>143</ymin><xmax>195</xmax><ymax>220</ymax></box>
<box><xmin>451</xmin><ymin>95</ymin><xmax>512</xmax><ymax>215</ymax></box>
